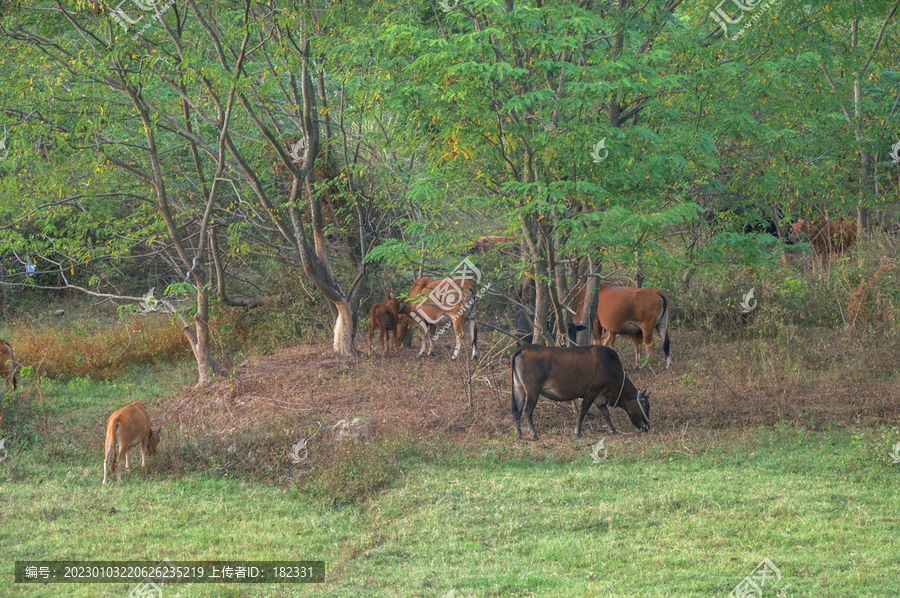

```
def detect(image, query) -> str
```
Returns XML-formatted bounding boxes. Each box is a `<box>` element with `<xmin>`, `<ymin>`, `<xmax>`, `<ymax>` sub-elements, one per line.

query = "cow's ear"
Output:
<box><xmin>383</xmin><ymin>296</ymin><xmax>390</xmax><ymax>302</ymax></box>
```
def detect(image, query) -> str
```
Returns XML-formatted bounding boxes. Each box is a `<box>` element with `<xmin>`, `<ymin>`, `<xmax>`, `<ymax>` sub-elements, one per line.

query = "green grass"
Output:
<box><xmin>1</xmin><ymin>365</ymin><xmax>899</xmax><ymax>597</ymax></box>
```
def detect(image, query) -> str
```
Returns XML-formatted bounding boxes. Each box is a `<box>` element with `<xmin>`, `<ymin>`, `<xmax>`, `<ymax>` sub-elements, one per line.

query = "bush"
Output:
<box><xmin>6</xmin><ymin>315</ymin><xmax>187</xmax><ymax>380</ymax></box>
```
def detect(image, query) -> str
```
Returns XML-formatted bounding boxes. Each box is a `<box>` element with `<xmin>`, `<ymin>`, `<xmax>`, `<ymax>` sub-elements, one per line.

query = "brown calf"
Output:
<box><xmin>790</xmin><ymin>218</ymin><xmax>857</xmax><ymax>270</ymax></box>
<box><xmin>592</xmin><ymin>283</ymin><xmax>672</xmax><ymax>368</ymax></box>
<box><xmin>401</xmin><ymin>277</ymin><xmax>478</xmax><ymax>360</ymax></box>
<box><xmin>0</xmin><ymin>340</ymin><xmax>17</xmax><ymax>389</ymax></box>
<box><xmin>395</xmin><ymin>313</ymin><xmax>415</xmax><ymax>347</ymax></box>
<box><xmin>511</xmin><ymin>344</ymin><xmax>651</xmax><ymax>440</ymax></box>
<box><xmin>102</xmin><ymin>401</ymin><xmax>161</xmax><ymax>484</ymax></box>
<box><xmin>368</xmin><ymin>297</ymin><xmax>404</xmax><ymax>355</ymax></box>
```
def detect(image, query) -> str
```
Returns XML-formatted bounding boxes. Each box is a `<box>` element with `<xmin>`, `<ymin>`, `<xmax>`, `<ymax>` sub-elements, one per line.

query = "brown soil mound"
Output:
<box><xmin>154</xmin><ymin>330</ymin><xmax>899</xmax><ymax>477</ymax></box>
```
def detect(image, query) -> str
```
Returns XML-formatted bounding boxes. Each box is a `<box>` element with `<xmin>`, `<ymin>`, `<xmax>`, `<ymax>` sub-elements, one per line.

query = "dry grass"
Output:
<box><xmin>152</xmin><ymin>323</ymin><xmax>900</xmax><ymax>489</ymax></box>
<box><xmin>6</xmin><ymin>314</ymin><xmax>187</xmax><ymax>380</ymax></box>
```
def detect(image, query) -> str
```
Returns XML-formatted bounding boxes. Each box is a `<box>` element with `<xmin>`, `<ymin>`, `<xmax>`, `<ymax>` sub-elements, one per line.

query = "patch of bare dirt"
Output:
<box><xmin>153</xmin><ymin>329</ymin><xmax>900</xmax><ymax>478</ymax></box>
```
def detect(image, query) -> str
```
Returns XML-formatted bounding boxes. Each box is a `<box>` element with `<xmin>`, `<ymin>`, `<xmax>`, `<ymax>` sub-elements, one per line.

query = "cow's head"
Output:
<box><xmin>626</xmin><ymin>389</ymin><xmax>651</xmax><ymax>432</ymax></box>
<box><xmin>147</xmin><ymin>426</ymin><xmax>162</xmax><ymax>454</ymax></box>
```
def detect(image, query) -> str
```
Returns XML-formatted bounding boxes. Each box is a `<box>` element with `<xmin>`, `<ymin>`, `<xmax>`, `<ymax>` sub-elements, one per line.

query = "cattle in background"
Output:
<box><xmin>0</xmin><ymin>340</ymin><xmax>17</xmax><ymax>389</ymax></box>
<box><xmin>790</xmin><ymin>217</ymin><xmax>857</xmax><ymax>270</ymax></box>
<box><xmin>368</xmin><ymin>297</ymin><xmax>405</xmax><ymax>355</ymax></box>
<box><xmin>468</xmin><ymin>235</ymin><xmax>517</xmax><ymax>254</ymax></box>
<box><xmin>510</xmin><ymin>344</ymin><xmax>651</xmax><ymax>440</ymax></box>
<box><xmin>401</xmin><ymin>277</ymin><xmax>479</xmax><ymax>360</ymax></box>
<box><xmin>514</xmin><ymin>305</ymin><xmax>586</xmax><ymax>345</ymax></box>
<box><xmin>593</xmin><ymin>283</ymin><xmax>673</xmax><ymax>369</ymax></box>
<box><xmin>102</xmin><ymin>401</ymin><xmax>161</xmax><ymax>484</ymax></box>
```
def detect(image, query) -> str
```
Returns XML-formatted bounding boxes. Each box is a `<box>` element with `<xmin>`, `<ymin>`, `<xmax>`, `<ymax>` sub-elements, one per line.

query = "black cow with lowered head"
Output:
<box><xmin>510</xmin><ymin>344</ymin><xmax>651</xmax><ymax>440</ymax></box>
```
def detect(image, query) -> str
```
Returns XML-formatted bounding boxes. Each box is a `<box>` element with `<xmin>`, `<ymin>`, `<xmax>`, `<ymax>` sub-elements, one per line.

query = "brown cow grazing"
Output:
<box><xmin>790</xmin><ymin>218</ymin><xmax>857</xmax><ymax>270</ymax></box>
<box><xmin>102</xmin><ymin>401</ymin><xmax>161</xmax><ymax>484</ymax></box>
<box><xmin>468</xmin><ymin>235</ymin><xmax>516</xmax><ymax>254</ymax></box>
<box><xmin>394</xmin><ymin>313</ymin><xmax>415</xmax><ymax>347</ymax></box>
<box><xmin>592</xmin><ymin>283</ymin><xmax>673</xmax><ymax>369</ymax></box>
<box><xmin>0</xmin><ymin>340</ymin><xmax>17</xmax><ymax>389</ymax></box>
<box><xmin>401</xmin><ymin>277</ymin><xmax>478</xmax><ymax>360</ymax></box>
<box><xmin>511</xmin><ymin>344</ymin><xmax>651</xmax><ymax>440</ymax></box>
<box><xmin>368</xmin><ymin>297</ymin><xmax>404</xmax><ymax>355</ymax></box>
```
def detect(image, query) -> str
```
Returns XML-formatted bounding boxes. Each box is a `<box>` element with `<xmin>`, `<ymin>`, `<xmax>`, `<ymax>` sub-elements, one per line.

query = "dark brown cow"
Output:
<box><xmin>368</xmin><ymin>297</ymin><xmax>404</xmax><ymax>355</ymax></box>
<box><xmin>0</xmin><ymin>340</ymin><xmax>17</xmax><ymax>389</ymax></box>
<box><xmin>401</xmin><ymin>277</ymin><xmax>478</xmax><ymax>360</ymax></box>
<box><xmin>511</xmin><ymin>344</ymin><xmax>651</xmax><ymax>440</ymax></box>
<box><xmin>468</xmin><ymin>235</ymin><xmax>517</xmax><ymax>254</ymax></box>
<box><xmin>593</xmin><ymin>283</ymin><xmax>672</xmax><ymax>369</ymax></box>
<box><xmin>790</xmin><ymin>218</ymin><xmax>857</xmax><ymax>270</ymax></box>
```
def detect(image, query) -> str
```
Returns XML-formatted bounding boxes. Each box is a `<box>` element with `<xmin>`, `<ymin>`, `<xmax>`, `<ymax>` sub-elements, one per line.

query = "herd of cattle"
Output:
<box><xmin>0</xmin><ymin>215</ymin><xmax>861</xmax><ymax>481</ymax></box>
<box><xmin>367</xmin><ymin>274</ymin><xmax>670</xmax><ymax>440</ymax></box>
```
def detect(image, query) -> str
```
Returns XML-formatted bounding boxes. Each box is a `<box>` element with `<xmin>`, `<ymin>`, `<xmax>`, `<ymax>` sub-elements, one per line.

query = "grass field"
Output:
<box><xmin>2</xmin><ymin>358</ymin><xmax>899</xmax><ymax>598</ymax></box>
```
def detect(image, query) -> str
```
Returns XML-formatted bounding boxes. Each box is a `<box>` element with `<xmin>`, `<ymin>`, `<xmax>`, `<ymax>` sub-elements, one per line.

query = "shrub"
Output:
<box><xmin>6</xmin><ymin>315</ymin><xmax>187</xmax><ymax>380</ymax></box>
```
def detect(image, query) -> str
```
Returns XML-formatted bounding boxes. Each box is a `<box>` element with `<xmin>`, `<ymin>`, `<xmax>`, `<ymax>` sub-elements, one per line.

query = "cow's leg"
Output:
<box><xmin>592</xmin><ymin>318</ymin><xmax>605</xmax><ymax>345</ymax></box>
<box><xmin>575</xmin><ymin>392</ymin><xmax>599</xmax><ymax>438</ymax></box>
<box><xmin>102</xmin><ymin>441</ymin><xmax>115</xmax><ymax>485</ymax></box>
<box><xmin>523</xmin><ymin>384</ymin><xmax>542</xmax><ymax>441</ymax></box>
<box><xmin>468</xmin><ymin>319</ymin><xmax>478</xmax><ymax>360</ymax></box>
<box><xmin>415</xmin><ymin>324</ymin><xmax>430</xmax><ymax>358</ymax></box>
<box><xmin>116</xmin><ymin>445</ymin><xmax>128</xmax><ymax>481</ymax></box>
<box><xmin>511</xmin><ymin>358</ymin><xmax>527</xmax><ymax>437</ymax></box>
<box><xmin>631</xmin><ymin>335</ymin><xmax>653</xmax><ymax>368</ymax></box>
<box><xmin>450</xmin><ymin>318</ymin><xmax>463</xmax><ymax>361</ymax></box>
<box><xmin>599</xmin><ymin>404</ymin><xmax>621</xmax><ymax>435</ymax></box>
<box><xmin>605</xmin><ymin>331</ymin><xmax>617</xmax><ymax>349</ymax></box>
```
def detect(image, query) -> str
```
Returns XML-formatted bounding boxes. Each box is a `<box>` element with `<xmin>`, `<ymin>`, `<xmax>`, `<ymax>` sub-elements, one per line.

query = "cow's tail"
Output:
<box><xmin>367</xmin><ymin>308</ymin><xmax>376</xmax><ymax>345</ymax></box>
<box><xmin>5</xmin><ymin>341</ymin><xmax>16</xmax><ymax>389</ymax></box>
<box><xmin>510</xmin><ymin>346</ymin><xmax>525</xmax><ymax>421</ymax></box>
<box><xmin>102</xmin><ymin>421</ymin><xmax>118</xmax><ymax>483</ymax></box>
<box><xmin>659</xmin><ymin>294</ymin><xmax>672</xmax><ymax>366</ymax></box>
